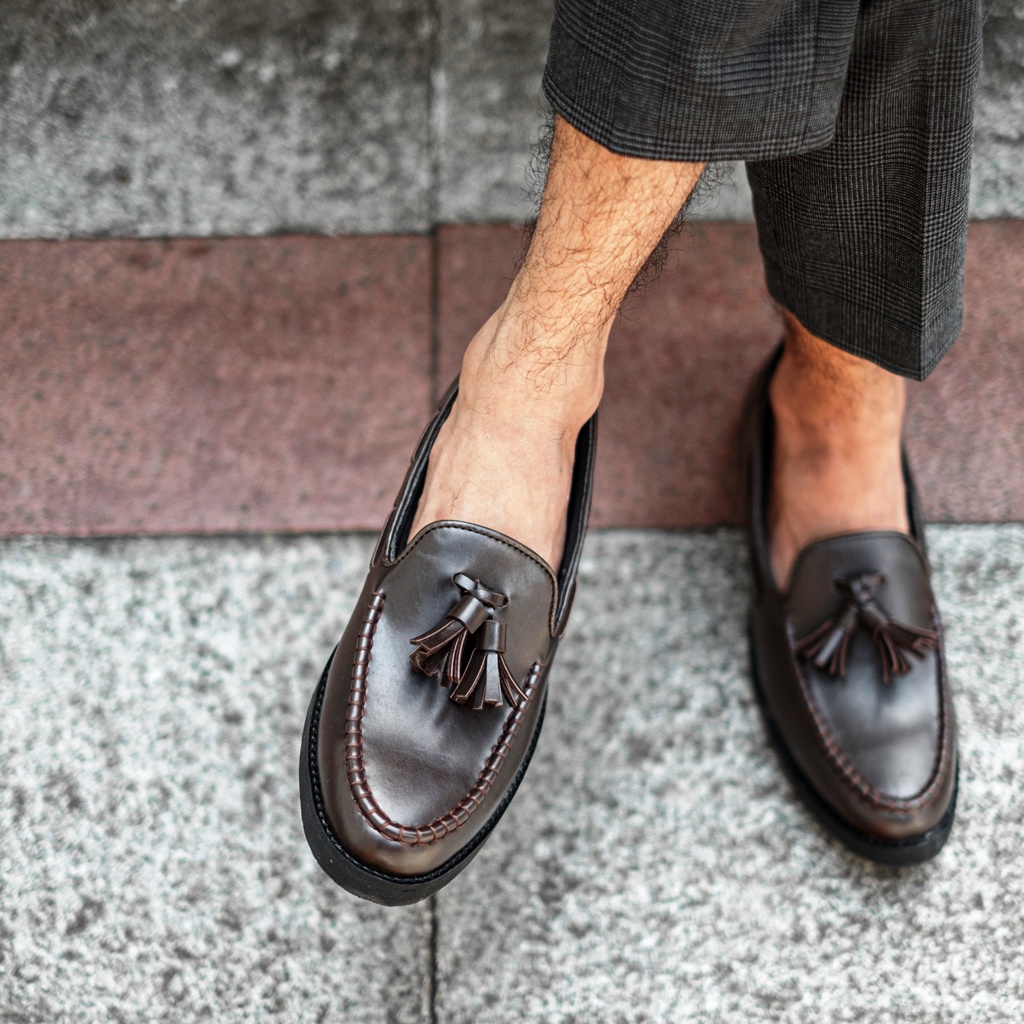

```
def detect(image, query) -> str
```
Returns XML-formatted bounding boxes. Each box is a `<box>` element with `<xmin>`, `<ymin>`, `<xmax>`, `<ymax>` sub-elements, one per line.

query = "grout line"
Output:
<box><xmin>426</xmin><ymin>0</ymin><xmax>442</xmax><ymax>406</ymax></box>
<box><xmin>428</xmin><ymin>894</ymin><xmax>440</xmax><ymax>1024</ymax></box>
<box><xmin>429</xmin><ymin>229</ymin><xmax>441</xmax><ymax>406</ymax></box>
<box><xmin>425</xmin><ymin>0</ymin><xmax>441</xmax><ymax>229</ymax></box>
<box><xmin>425</xmin><ymin>7</ymin><xmax>443</xmax><ymax>1016</ymax></box>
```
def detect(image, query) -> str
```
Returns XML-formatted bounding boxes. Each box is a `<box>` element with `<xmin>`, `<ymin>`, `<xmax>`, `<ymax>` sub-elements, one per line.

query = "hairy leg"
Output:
<box><xmin>769</xmin><ymin>312</ymin><xmax>909</xmax><ymax>590</ymax></box>
<box><xmin>410</xmin><ymin>115</ymin><xmax>705</xmax><ymax>568</ymax></box>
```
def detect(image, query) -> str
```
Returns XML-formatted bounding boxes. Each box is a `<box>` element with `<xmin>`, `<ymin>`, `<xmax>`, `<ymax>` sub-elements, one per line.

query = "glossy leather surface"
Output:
<box><xmin>315</xmin><ymin>381</ymin><xmax>597</xmax><ymax>877</ymax></box>
<box><xmin>747</xmin><ymin>349</ymin><xmax>957</xmax><ymax>842</ymax></box>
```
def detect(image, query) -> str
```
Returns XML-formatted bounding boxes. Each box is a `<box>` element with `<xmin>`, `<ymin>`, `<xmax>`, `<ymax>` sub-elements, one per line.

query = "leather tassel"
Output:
<box><xmin>871</xmin><ymin>618</ymin><xmax>938</xmax><ymax>685</ymax></box>
<box><xmin>450</xmin><ymin>620</ymin><xmax>527</xmax><ymax>710</ymax></box>
<box><xmin>410</xmin><ymin>573</ymin><xmax>510</xmax><ymax>688</ymax></box>
<box><xmin>796</xmin><ymin>571</ymin><xmax>938</xmax><ymax>684</ymax></box>
<box><xmin>410</xmin><ymin>590</ymin><xmax>490</xmax><ymax>681</ymax></box>
<box><xmin>409</xmin><ymin>615</ymin><xmax>468</xmax><ymax>678</ymax></box>
<box><xmin>795</xmin><ymin>604</ymin><xmax>858</xmax><ymax>678</ymax></box>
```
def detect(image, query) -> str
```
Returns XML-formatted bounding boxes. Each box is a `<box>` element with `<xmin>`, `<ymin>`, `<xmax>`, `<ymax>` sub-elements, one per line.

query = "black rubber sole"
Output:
<box><xmin>299</xmin><ymin>648</ymin><xmax>547</xmax><ymax>905</ymax></box>
<box><xmin>747</xmin><ymin>613</ymin><xmax>957</xmax><ymax>866</ymax></box>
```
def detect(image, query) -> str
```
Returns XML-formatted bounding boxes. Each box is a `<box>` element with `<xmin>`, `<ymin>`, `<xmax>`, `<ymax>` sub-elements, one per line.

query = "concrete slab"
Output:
<box><xmin>0</xmin><ymin>0</ymin><xmax>433</xmax><ymax>238</ymax></box>
<box><xmin>0</xmin><ymin>534</ymin><xmax>430</xmax><ymax>1024</ymax></box>
<box><xmin>434</xmin><ymin>0</ymin><xmax>558</xmax><ymax>226</ymax></box>
<box><xmin>437</xmin><ymin>0</ymin><xmax>1023</xmax><ymax>225</ymax></box>
<box><xmin>434</xmin><ymin>0</ymin><xmax>754</xmax><ymax>223</ymax></box>
<box><xmin>1</xmin><ymin>527</ymin><xmax>1022</xmax><ymax>1019</ymax></box>
<box><xmin>435</xmin><ymin>526</ymin><xmax>1024</xmax><ymax>1023</ymax></box>
<box><xmin>971</xmin><ymin>0</ymin><xmax>1024</xmax><ymax>219</ymax></box>
<box><xmin>1</xmin><ymin>1</ymin><xmax>1017</xmax><ymax>237</ymax></box>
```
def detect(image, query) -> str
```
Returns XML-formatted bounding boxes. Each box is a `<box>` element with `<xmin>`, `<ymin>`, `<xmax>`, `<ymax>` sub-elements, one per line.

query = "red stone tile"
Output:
<box><xmin>596</xmin><ymin>224</ymin><xmax>778</xmax><ymax>527</ymax></box>
<box><xmin>436</xmin><ymin>224</ymin><xmax>527</xmax><ymax>387</ymax></box>
<box><xmin>4</xmin><ymin>222</ymin><xmax>1019</xmax><ymax>538</ymax></box>
<box><xmin>0</xmin><ymin>236</ymin><xmax>431</xmax><ymax>535</ymax></box>
<box><xmin>906</xmin><ymin>220</ymin><xmax>1024</xmax><ymax>522</ymax></box>
<box><xmin>438</xmin><ymin>221</ymin><xmax>1024</xmax><ymax>527</ymax></box>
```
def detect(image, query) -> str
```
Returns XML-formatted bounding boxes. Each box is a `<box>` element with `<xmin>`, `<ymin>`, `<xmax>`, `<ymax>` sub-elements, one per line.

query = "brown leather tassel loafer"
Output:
<box><xmin>299</xmin><ymin>382</ymin><xmax>597</xmax><ymax>904</ymax></box>
<box><xmin>745</xmin><ymin>348</ymin><xmax>958</xmax><ymax>865</ymax></box>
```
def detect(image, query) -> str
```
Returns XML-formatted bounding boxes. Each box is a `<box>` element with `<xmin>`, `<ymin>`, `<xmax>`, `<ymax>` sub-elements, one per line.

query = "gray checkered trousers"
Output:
<box><xmin>543</xmin><ymin>0</ymin><xmax>986</xmax><ymax>379</ymax></box>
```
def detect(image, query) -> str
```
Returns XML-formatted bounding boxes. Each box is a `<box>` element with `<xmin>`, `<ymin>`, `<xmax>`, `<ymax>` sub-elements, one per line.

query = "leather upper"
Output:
<box><xmin>747</xmin><ymin>348</ymin><xmax>957</xmax><ymax>841</ymax></box>
<box><xmin>314</xmin><ymin>381</ymin><xmax>597</xmax><ymax>877</ymax></box>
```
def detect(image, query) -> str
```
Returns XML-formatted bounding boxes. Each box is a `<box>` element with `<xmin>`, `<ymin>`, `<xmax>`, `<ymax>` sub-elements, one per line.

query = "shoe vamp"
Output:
<box><xmin>362</xmin><ymin>525</ymin><xmax>554</xmax><ymax>826</ymax></box>
<box><xmin>787</xmin><ymin>533</ymin><xmax>943</xmax><ymax>801</ymax></box>
<box><xmin>806</xmin><ymin>639</ymin><xmax>941</xmax><ymax>799</ymax></box>
<box><xmin>361</xmin><ymin>631</ymin><xmax>514</xmax><ymax>824</ymax></box>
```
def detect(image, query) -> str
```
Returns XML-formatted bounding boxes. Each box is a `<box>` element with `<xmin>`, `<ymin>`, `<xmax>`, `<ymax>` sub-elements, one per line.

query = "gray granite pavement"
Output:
<box><xmin>0</xmin><ymin>535</ymin><xmax>430</xmax><ymax>1024</ymax></box>
<box><xmin>2</xmin><ymin>527</ymin><xmax>1023</xmax><ymax>1021</ymax></box>
<box><xmin>1</xmin><ymin>0</ymin><xmax>1021</xmax><ymax>237</ymax></box>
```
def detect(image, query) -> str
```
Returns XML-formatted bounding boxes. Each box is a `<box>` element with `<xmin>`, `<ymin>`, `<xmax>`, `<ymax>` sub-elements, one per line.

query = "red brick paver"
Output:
<box><xmin>1</xmin><ymin>222</ymin><xmax>1021</xmax><ymax>536</ymax></box>
<box><xmin>0</xmin><ymin>236</ymin><xmax>431</xmax><ymax>534</ymax></box>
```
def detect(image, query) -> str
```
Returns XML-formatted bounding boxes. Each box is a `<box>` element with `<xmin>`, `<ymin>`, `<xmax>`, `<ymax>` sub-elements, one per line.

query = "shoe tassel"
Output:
<box><xmin>796</xmin><ymin>572</ymin><xmax>938</xmax><ymax>684</ymax></box>
<box><xmin>410</xmin><ymin>573</ymin><xmax>525</xmax><ymax>708</ymax></box>
<box><xmin>449</xmin><ymin>619</ymin><xmax>527</xmax><ymax>710</ymax></box>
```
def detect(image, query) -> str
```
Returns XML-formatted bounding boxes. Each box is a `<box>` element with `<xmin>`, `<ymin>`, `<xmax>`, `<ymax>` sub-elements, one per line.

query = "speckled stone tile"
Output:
<box><xmin>435</xmin><ymin>527</ymin><xmax>1024</xmax><ymax>1024</ymax></box>
<box><xmin>1</xmin><ymin>0</ymin><xmax>1018</xmax><ymax>238</ymax></box>
<box><xmin>3</xmin><ymin>528</ymin><xmax>1023</xmax><ymax>1022</ymax></box>
<box><xmin>0</xmin><ymin>534</ymin><xmax>429</xmax><ymax>1024</ymax></box>
<box><xmin>0</xmin><ymin>1</ymin><xmax>432</xmax><ymax>238</ymax></box>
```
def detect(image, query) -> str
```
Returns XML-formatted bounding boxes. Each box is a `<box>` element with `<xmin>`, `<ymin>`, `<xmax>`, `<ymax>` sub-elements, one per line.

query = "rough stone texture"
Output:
<box><xmin>0</xmin><ymin>0</ymin><xmax>432</xmax><ymax>238</ymax></box>
<box><xmin>3</xmin><ymin>527</ymin><xmax>1021</xmax><ymax>1021</ymax></box>
<box><xmin>0</xmin><ymin>534</ymin><xmax>430</xmax><ymax>1023</ymax></box>
<box><xmin>434</xmin><ymin>0</ymin><xmax>557</xmax><ymax>226</ymax></box>
<box><xmin>436</xmin><ymin>527</ymin><xmax>1024</xmax><ymax>1023</ymax></box>
<box><xmin>970</xmin><ymin>0</ymin><xmax>1024</xmax><ymax>218</ymax></box>
<box><xmin>1</xmin><ymin>0</ymin><xmax>1019</xmax><ymax>237</ymax></box>
<box><xmin>0</xmin><ymin>235</ymin><xmax>432</xmax><ymax>535</ymax></box>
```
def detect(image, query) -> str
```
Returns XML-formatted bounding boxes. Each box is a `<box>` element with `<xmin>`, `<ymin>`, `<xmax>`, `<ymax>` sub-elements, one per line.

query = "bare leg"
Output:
<box><xmin>410</xmin><ymin>115</ymin><xmax>705</xmax><ymax>568</ymax></box>
<box><xmin>768</xmin><ymin>312</ymin><xmax>910</xmax><ymax>590</ymax></box>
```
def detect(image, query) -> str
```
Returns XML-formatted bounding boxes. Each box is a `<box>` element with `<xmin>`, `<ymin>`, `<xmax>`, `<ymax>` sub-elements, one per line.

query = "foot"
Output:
<box><xmin>768</xmin><ymin>317</ymin><xmax>910</xmax><ymax>591</ymax></box>
<box><xmin>408</xmin><ymin>305</ymin><xmax>605</xmax><ymax>571</ymax></box>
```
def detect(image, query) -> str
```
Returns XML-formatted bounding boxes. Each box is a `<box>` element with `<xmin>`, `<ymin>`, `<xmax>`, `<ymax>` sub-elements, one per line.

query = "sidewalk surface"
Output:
<box><xmin>3</xmin><ymin>0</ymin><xmax>1022</xmax><ymax>236</ymax></box>
<box><xmin>2</xmin><ymin>527</ymin><xmax>1022</xmax><ymax>1022</ymax></box>
<box><xmin>4</xmin><ymin>4</ymin><xmax>1023</xmax><ymax>1021</ymax></box>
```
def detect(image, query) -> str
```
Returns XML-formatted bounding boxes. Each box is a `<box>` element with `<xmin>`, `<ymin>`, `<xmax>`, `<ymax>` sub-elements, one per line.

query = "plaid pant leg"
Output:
<box><xmin>746</xmin><ymin>0</ymin><xmax>986</xmax><ymax>379</ymax></box>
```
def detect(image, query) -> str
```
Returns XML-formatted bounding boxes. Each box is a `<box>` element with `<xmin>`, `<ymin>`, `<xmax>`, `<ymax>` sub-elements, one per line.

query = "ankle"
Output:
<box><xmin>770</xmin><ymin>338</ymin><xmax>905</xmax><ymax>460</ymax></box>
<box><xmin>456</xmin><ymin>302</ymin><xmax>607</xmax><ymax>432</ymax></box>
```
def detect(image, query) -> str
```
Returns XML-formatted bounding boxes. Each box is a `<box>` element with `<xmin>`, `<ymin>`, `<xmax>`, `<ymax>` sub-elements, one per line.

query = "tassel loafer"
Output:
<box><xmin>299</xmin><ymin>381</ymin><xmax>597</xmax><ymax>904</ymax></box>
<box><xmin>745</xmin><ymin>347</ymin><xmax>958</xmax><ymax>865</ymax></box>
